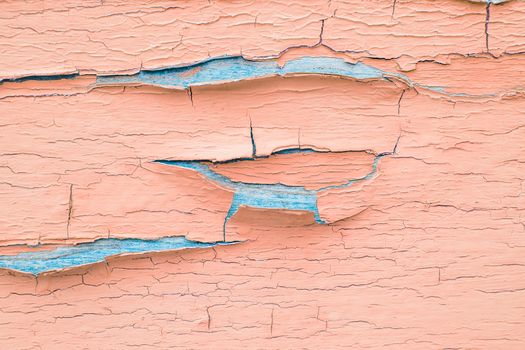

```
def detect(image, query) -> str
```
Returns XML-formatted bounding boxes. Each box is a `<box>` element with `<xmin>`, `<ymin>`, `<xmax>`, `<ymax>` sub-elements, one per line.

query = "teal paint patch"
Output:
<box><xmin>158</xmin><ymin>147</ymin><xmax>395</xmax><ymax>234</ymax></box>
<box><xmin>96</xmin><ymin>56</ymin><xmax>385</xmax><ymax>88</ymax></box>
<box><xmin>0</xmin><ymin>237</ymin><xmax>232</xmax><ymax>275</ymax></box>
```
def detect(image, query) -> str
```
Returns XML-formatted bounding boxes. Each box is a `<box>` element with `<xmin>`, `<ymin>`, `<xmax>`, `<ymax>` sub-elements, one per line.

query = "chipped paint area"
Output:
<box><xmin>5</xmin><ymin>53</ymin><xmax>518</xmax><ymax>99</ymax></box>
<box><xmin>158</xmin><ymin>148</ymin><xmax>394</xmax><ymax>230</ymax></box>
<box><xmin>159</xmin><ymin>157</ymin><xmax>323</xmax><ymax>225</ymax></box>
<box><xmin>0</xmin><ymin>237</ymin><xmax>232</xmax><ymax>275</ymax></box>
<box><xmin>97</xmin><ymin>56</ymin><xmax>384</xmax><ymax>88</ymax></box>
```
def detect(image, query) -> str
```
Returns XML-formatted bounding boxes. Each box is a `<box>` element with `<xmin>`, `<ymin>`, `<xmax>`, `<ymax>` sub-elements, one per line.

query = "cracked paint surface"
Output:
<box><xmin>159</xmin><ymin>146</ymin><xmax>396</xmax><ymax>231</ymax></box>
<box><xmin>0</xmin><ymin>237</ymin><xmax>231</xmax><ymax>275</ymax></box>
<box><xmin>1</xmin><ymin>0</ymin><xmax>525</xmax><ymax>348</ymax></box>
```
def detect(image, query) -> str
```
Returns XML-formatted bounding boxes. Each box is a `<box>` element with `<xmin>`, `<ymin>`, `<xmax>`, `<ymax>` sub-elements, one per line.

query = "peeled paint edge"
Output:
<box><xmin>1</xmin><ymin>55</ymin><xmax>512</xmax><ymax>98</ymax></box>
<box><xmin>0</xmin><ymin>236</ymin><xmax>238</xmax><ymax>275</ymax></box>
<box><xmin>157</xmin><ymin>144</ymin><xmax>397</xmax><ymax>238</ymax></box>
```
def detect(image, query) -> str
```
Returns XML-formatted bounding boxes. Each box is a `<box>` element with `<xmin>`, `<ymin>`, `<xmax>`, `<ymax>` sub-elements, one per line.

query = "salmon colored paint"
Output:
<box><xmin>1</xmin><ymin>0</ymin><xmax>525</xmax><ymax>348</ymax></box>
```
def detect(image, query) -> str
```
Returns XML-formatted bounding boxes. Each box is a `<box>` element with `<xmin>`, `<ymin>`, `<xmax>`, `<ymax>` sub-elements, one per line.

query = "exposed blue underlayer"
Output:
<box><xmin>159</xmin><ymin>160</ymin><xmax>322</xmax><ymax>224</ymax></box>
<box><xmin>158</xmin><ymin>149</ymin><xmax>389</xmax><ymax>230</ymax></box>
<box><xmin>0</xmin><ymin>237</ymin><xmax>225</xmax><ymax>275</ymax></box>
<box><xmin>3</xmin><ymin>55</ymin><xmax>486</xmax><ymax>96</ymax></box>
<box><xmin>317</xmin><ymin>152</ymin><xmax>385</xmax><ymax>191</ymax></box>
<box><xmin>3</xmin><ymin>54</ymin><xmax>503</xmax><ymax>97</ymax></box>
<box><xmin>96</xmin><ymin>56</ymin><xmax>385</xmax><ymax>88</ymax></box>
<box><xmin>0</xmin><ymin>152</ymin><xmax>390</xmax><ymax>275</ymax></box>
<box><xmin>96</xmin><ymin>55</ymin><xmax>506</xmax><ymax>97</ymax></box>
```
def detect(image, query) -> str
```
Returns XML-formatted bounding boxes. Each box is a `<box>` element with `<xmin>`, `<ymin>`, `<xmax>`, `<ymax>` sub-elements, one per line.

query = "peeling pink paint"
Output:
<box><xmin>1</xmin><ymin>0</ymin><xmax>525</xmax><ymax>348</ymax></box>
<box><xmin>210</xmin><ymin>151</ymin><xmax>375</xmax><ymax>190</ymax></box>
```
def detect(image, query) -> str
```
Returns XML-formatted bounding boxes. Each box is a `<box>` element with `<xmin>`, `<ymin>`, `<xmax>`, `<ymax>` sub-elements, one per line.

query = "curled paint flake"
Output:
<box><xmin>96</xmin><ymin>56</ymin><xmax>385</xmax><ymax>88</ymax></box>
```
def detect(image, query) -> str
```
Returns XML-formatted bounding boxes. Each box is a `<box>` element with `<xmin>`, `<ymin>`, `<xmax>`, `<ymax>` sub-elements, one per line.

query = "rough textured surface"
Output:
<box><xmin>1</xmin><ymin>0</ymin><xmax>525</xmax><ymax>348</ymax></box>
<box><xmin>2</xmin><ymin>0</ymin><xmax>519</xmax><ymax>78</ymax></box>
<box><xmin>1</xmin><ymin>76</ymin><xmax>401</xmax><ymax>246</ymax></box>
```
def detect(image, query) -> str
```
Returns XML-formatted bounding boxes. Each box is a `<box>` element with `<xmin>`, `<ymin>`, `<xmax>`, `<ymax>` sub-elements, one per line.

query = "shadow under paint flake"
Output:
<box><xmin>0</xmin><ymin>237</ymin><xmax>228</xmax><ymax>275</ymax></box>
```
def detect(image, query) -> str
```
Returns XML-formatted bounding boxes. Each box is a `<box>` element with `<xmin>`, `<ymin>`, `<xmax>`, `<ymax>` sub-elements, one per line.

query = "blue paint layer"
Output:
<box><xmin>0</xmin><ymin>237</ymin><xmax>226</xmax><ymax>275</ymax></box>
<box><xmin>3</xmin><ymin>55</ymin><xmax>498</xmax><ymax>97</ymax></box>
<box><xmin>158</xmin><ymin>149</ymin><xmax>392</xmax><ymax>230</ymax></box>
<box><xmin>96</xmin><ymin>56</ymin><xmax>385</xmax><ymax>88</ymax></box>
<box><xmin>1</xmin><ymin>73</ymin><xmax>79</xmax><ymax>84</ymax></box>
<box><xmin>159</xmin><ymin>160</ymin><xmax>322</xmax><ymax>224</ymax></box>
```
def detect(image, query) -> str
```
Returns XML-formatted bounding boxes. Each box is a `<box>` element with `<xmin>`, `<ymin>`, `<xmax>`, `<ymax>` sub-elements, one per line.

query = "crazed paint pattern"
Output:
<box><xmin>1</xmin><ymin>0</ymin><xmax>525</xmax><ymax>349</ymax></box>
